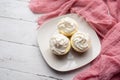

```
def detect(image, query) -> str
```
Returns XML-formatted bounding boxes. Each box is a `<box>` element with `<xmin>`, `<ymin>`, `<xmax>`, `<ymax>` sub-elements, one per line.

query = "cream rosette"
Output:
<box><xmin>49</xmin><ymin>34</ymin><xmax>71</xmax><ymax>55</ymax></box>
<box><xmin>71</xmin><ymin>32</ymin><xmax>90</xmax><ymax>53</ymax></box>
<box><xmin>57</xmin><ymin>17</ymin><xmax>78</xmax><ymax>36</ymax></box>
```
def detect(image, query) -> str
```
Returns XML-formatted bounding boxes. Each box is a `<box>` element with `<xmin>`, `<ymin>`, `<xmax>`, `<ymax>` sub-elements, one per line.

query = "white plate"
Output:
<box><xmin>37</xmin><ymin>14</ymin><xmax>101</xmax><ymax>72</ymax></box>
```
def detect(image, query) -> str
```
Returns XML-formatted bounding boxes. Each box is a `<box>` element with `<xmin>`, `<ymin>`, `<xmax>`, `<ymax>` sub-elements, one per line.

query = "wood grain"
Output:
<box><xmin>0</xmin><ymin>17</ymin><xmax>38</xmax><ymax>46</ymax></box>
<box><xmin>0</xmin><ymin>68</ymin><xmax>59</xmax><ymax>80</ymax></box>
<box><xmin>0</xmin><ymin>40</ymin><xmax>63</xmax><ymax>80</ymax></box>
<box><xmin>0</xmin><ymin>0</ymin><xmax>40</xmax><ymax>22</ymax></box>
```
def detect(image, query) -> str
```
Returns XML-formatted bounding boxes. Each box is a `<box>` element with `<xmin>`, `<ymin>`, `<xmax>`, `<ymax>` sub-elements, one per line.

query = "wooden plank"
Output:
<box><xmin>0</xmin><ymin>40</ymin><xmax>90</xmax><ymax>80</ymax></box>
<box><xmin>0</xmin><ymin>17</ymin><xmax>38</xmax><ymax>46</ymax></box>
<box><xmin>0</xmin><ymin>68</ymin><xmax>58</xmax><ymax>80</ymax></box>
<box><xmin>0</xmin><ymin>40</ymin><xmax>62</xmax><ymax>80</ymax></box>
<box><xmin>0</xmin><ymin>0</ymin><xmax>40</xmax><ymax>22</ymax></box>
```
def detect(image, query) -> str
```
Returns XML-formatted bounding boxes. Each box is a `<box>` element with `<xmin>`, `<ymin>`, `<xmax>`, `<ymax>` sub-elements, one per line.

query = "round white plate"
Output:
<box><xmin>37</xmin><ymin>14</ymin><xmax>101</xmax><ymax>72</ymax></box>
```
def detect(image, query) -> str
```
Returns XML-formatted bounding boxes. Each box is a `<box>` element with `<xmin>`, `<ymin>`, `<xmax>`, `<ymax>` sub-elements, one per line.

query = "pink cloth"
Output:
<box><xmin>29</xmin><ymin>0</ymin><xmax>120</xmax><ymax>80</ymax></box>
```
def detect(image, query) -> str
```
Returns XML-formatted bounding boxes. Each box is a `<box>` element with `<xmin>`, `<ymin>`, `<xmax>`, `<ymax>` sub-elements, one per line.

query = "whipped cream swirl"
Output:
<box><xmin>72</xmin><ymin>32</ymin><xmax>90</xmax><ymax>52</ymax></box>
<box><xmin>49</xmin><ymin>34</ymin><xmax>69</xmax><ymax>55</ymax></box>
<box><xmin>57</xmin><ymin>17</ymin><xmax>78</xmax><ymax>33</ymax></box>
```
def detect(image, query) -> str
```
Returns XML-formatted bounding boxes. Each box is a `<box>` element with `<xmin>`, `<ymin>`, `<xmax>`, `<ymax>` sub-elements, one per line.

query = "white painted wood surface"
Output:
<box><xmin>0</xmin><ymin>0</ymin><xmax>90</xmax><ymax>80</ymax></box>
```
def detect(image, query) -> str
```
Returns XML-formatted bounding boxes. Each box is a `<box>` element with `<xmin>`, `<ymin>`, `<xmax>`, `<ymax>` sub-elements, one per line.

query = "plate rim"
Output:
<box><xmin>37</xmin><ymin>13</ymin><xmax>101</xmax><ymax>72</ymax></box>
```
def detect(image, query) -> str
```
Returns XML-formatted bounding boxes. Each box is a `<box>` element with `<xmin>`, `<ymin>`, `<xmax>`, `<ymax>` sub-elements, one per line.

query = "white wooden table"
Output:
<box><xmin>0</xmin><ymin>0</ymin><xmax>90</xmax><ymax>80</ymax></box>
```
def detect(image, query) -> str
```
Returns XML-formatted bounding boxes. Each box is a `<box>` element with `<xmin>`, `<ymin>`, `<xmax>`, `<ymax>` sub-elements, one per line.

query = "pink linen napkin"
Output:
<box><xmin>29</xmin><ymin>0</ymin><xmax>120</xmax><ymax>80</ymax></box>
